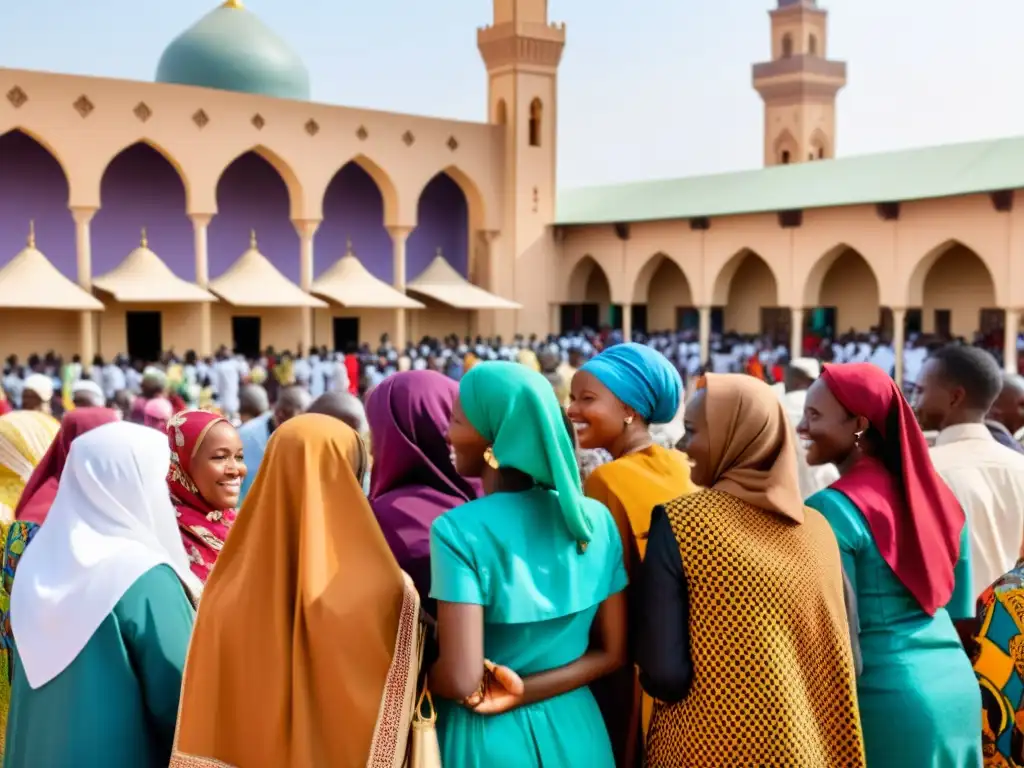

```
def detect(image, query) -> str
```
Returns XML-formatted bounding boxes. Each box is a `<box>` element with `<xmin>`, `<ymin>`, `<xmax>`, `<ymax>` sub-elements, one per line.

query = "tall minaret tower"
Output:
<box><xmin>752</xmin><ymin>0</ymin><xmax>846</xmax><ymax>166</ymax></box>
<box><xmin>478</xmin><ymin>0</ymin><xmax>565</xmax><ymax>336</ymax></box>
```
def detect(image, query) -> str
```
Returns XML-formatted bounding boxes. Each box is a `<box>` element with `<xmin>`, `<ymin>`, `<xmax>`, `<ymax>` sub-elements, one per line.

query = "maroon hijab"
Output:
<box><xmin>366</xmin><ymin>370</ymin><xmax>480</xmax><ymax>607</ymax></box>
<box><xmin>822</xmin><ymin>363</ymin><xmax>965</xmax><ymax>615</ymax></box>
<box><xmin>14</xmin><ymin>407</ymin><xmax>120</xmax><ymax>525</ymax></box>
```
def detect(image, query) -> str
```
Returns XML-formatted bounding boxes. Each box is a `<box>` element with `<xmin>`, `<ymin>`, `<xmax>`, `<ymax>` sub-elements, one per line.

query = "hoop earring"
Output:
<box><xmin>483</xmin><ymin>446</ymin><xmax>499</xmax><ymax>470</ymax></box>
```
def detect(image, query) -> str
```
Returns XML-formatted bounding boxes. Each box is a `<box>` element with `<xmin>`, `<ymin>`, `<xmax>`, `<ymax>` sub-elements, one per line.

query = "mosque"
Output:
<box><xmin>0</xmin><ymin>0</ymin><xmax>1022</xmax><ymax>379</ymax></box>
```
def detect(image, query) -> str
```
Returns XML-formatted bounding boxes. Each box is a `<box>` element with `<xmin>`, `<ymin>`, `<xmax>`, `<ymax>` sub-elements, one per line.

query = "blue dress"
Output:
<box><xmin>430</xmin><ymin>487</ymin><xmax>626</xmax><ymax>768</ymax></box>
<box><xmin>806</xmin><ymin>489</ymin><xmax>982</xmax><ymax>767</ymax></box>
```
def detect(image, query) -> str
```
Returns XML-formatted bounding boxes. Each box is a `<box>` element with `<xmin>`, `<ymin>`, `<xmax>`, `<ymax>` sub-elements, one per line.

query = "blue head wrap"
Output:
<box><xmin>579</xmin><ymin>342</ymin><xmax>682</xmax><ymax>424</ymax></box>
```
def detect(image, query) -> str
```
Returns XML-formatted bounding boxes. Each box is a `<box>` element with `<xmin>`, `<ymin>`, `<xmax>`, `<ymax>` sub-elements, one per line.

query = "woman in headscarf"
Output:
<box><xmin>638</xmin><ymin>374</ymin><xmax>865</xmax><ymax>767</ymax></box>
<box><xmin>170</xmin><ymin>414</ymin><xmax>421</xmax><ymax>767</ymax></box>
<box><xmin>431</xmin><ymin>361</ymin><xmax>627</xmax><ymax>766</ymax></box>
<box><xmin>799</xmin><ymin>363</ymin><xmax>981</xmax><ymax>767</ymax></box>
<box><xmin>0</xmin><ymin>411</ymin><xmax>59</xmax><ymax>523</ymax></box>
<box><xmin>5</xmin><ymin>422</ymin><xmax>197</xmax><ymax>768</ymax></box>
<box><xmin>142</xmin><ymin>397</ymin><xmax>173</xmax><ymax>431</ymax></box>
<box><xmin>568</xmin><ymin>342</ymin><xmax>695</xmax><ymax>766</ymax></box>
<box><xmin>366</xmin><ymin>370</ymin><xmax>480</xmax><ymax>612</ymax></box>
<box><xmin>166</xmin><ymin>410</ymin><xmax>246</xmax><ymax>583</ymax></box>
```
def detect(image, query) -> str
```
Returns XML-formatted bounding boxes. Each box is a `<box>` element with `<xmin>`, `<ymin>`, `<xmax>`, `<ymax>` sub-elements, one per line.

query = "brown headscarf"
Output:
<box><xmin>701</xmin><ymin>373</ymin><xmax>805</xmax><ymax>523</ymax></box>
<box><xmin>170</xmin><ymin>414</ymin><xmax>408</xmax><ymax>767</ymax></box>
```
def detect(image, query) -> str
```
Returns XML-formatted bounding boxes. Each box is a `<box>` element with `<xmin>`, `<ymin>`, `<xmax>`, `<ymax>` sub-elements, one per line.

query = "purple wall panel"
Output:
<box><xmin>407</xmin><ymin>173</ymin><xmax>469</xmax><ymax>281</ymax></box>
<box><xmin>0</xmin><ymin>130</ymin><xmax>75</xmax><ymax>277</ymax></box>
<box><xmin>209</xmin><ymin>152</ymin><xmax>297</xmax><ymax>282</ymax></box>
<box><xmin>318</xmin><ymin>162</ymin><xmax>391</xmax><ymax>282</ymax></box>
<box><xmin>92</xmin><ymin>143</ymin><xmax>192</xmax><ymax>279</ymax></box>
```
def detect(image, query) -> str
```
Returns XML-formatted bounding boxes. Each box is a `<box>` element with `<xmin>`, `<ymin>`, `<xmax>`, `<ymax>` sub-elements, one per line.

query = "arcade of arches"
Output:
<box><xmin>0</xmin><ymin>130</ymin><xmax>477</xmax><ymax>360</ymax></box>
<box><xmin>561</xmin><ymin>241</ymin><xmax>1005</xmax><ymax>379</ymax></box>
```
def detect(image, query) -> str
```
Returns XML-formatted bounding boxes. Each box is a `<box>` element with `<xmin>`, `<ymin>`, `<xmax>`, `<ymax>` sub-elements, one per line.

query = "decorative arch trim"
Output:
<box><xmin>631</xmin><ymin>252</ymin><xmax>692</xmax><ymax>304</ymax></box>
<box><xmin>100</xmin><ymin>139</ymin><xmax>191</xmax><ymax>211</ymax></box>
<box><xmin>415</xmin><ymin>165</ymin><xmax>487</xmax><ymax>232</ymax></box>
<box><xmin>325</xmin><ymin>154</ymin><xmax>399</xmax><ymax>229</ymax></box>
<box><xmin>213</xmin><ymin>145</ymin><xmax>303</xmax><ymax>219</ymax></box>
<box><xmin>566</xmin><ymin>254</ymin><xmax>612</xmax><ymax>304</ymax></box>
<box><xmin>802</xmin><ymin>243</ymin><xmax>881</xmax><ymax>307</ymax></box>
<box><xmin>907</xmin><ymin>238</ymin><xmax>1000</xmax><ymax>307</ymax></box>
<box><xmin>0</xmin><ymin>127</ymin><xmax>71</xmax><ymax>188</ymax></box>
<box><xmin>710</xmin><ymin>248</ymin><xmax>781</xmax><ymax>306</ymax></box>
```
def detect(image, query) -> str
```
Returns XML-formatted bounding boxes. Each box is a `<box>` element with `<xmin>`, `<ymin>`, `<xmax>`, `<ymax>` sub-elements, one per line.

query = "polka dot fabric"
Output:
<box><xmin>645</xmin><ymin>489</ymin><xmax>865</xmax><ymax>767</ymax></box>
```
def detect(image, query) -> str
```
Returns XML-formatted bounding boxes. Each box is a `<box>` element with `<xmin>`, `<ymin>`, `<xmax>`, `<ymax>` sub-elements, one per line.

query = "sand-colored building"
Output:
<box><xmin>1</xmin><ymin>0</ymin><xmax>1022</xmax><ymax>378</ymax></box>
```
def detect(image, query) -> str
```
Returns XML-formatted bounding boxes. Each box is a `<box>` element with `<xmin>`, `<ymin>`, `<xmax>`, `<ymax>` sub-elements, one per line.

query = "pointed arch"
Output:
<box><xmin>712</xmin><ymin>249</ymin><xmax>779</xmax><ymax>335</ymax></box>
<box><xmin>804</xmin><ymin>244</ymin><xmax>881</xmax><ymax>333</ymax></box>
<box><xmin>0</xmin><ymin>128</ymin><xmax>70</xmax><ymax>187</ymax></box>
<box><xmin>0</xmin><ymin>129</ymin><xmax>75</xmax><ymax>277</ymax></box>
<box><xmin>529</xmin><ymin>98</ymin><xmax>543</xmax><ymax>147</ymax></box>
<box><xmin>327</xmin><ymin>153</ymin><xmax>398</xmax><ymax>230</ymax></box>
<box><xmin>319</xmin><ymin>158</ymin><xmax>393</xmax><ymax>281</ymax></box>
<box><xmin>632</xmin><ymin>253</ymin><xmax>693</xmax><ymax>332</ymax></box>
<box><xmin>773</xmin><ymin>130</ymin><xmax>798</xmax><ymax>165</ymax></box>
<box><xmin>910</xmin><ymin>240</ymin><xmax>998</xmax><ymax>337</ymax></box>
<box><xmin>408</xmin><ymin>170</ymin><xmax>472</xmax><ymax>281</ymax></box>
<box><xmin>568</xmin><ymin>255</ymin><xmax>611</xmax><ymax>304</ymax></box>
<box><xmin>908</xmin><ymin>238</ymin><xmax>998</xmax><ymax>306</ymax></box>
<box><xmin>809</xmin><ymin>129</ymin><xmax>829</xmax><ymax>160</ymax></box>
<box><xmin>93</xmin><ymin>141</ymin><xmax>192</xmax><ymax>278</ymax></box>
<box><xmin>213</xmin><ymin>145</ymin><xmax>302</xmax><ymax>219</ymax></box>
<box><xmin>101</xmin><ymin>139</ymin><xmax>191</xmax><ymax>211</ymax></box>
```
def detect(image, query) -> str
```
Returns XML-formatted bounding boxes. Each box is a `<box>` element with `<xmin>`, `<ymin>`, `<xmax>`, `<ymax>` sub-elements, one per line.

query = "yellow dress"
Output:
<box><xmin>583</xmin><ymin>444</ymin><xmax>696</xmax><ymax>767</ymax></box>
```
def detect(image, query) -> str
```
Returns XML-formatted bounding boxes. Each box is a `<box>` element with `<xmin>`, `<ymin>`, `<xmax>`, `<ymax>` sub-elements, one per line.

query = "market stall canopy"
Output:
<box><xmin>407</xmin><ymin>249</ymin><xmax>521</xmax><ymax>310</ymax></box>
<box><xmin>92</xmin><ymin>230</ymin><xmax>214</xmax><ymax>303</ymax></box>
<box><xmin>311</xmin><ymin>240</ymin><xmax>424</xmax><ymax>310</ymax></box>
<box><xmin>208</xmin><ymin>231</ymin><xmax>326</xmax><ymax>308</ymax></box>
<box><xmin>0</xmin><ymin>222</ymin><xmax>102</xmax><ymax>310</ymax></box>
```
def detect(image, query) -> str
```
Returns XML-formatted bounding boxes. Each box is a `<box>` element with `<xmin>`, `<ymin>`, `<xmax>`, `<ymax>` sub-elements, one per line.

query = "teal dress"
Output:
<box><xmin>430</xmin><ymin>487</ymin><xmax>627</xmax><ymax>768</ymax></box>
<box><xmin>806</xmin><ymin>489</ymin><xmax>982</xmax><ymax>767</ymax></box>
<box><xmin>4</xmin><ymin>565</ymin><xmax>194</xmax><ymax>768</ymax></box>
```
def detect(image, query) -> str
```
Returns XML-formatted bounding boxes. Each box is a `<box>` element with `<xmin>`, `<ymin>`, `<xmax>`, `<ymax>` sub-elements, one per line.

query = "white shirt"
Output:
<box><xmin>930</xmin><ymin>422</ymin><xmax>1024</xmax><ymax>599</ymax></box>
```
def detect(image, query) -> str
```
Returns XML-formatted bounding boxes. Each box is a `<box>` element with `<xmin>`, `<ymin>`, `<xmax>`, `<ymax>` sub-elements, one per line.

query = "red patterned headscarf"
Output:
<box><xmin>821</xmin><ymin>363</ymin><xmax>965</xmax><ymax>616</ymax></box>
<box><xmin>167</xmin><ymin>410</ymin><xmax>237</xmax><ymax>583</ymax></box>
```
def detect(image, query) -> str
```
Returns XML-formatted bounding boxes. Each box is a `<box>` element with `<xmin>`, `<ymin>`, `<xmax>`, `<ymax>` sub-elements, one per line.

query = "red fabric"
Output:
<box><xmin>0</xmin><ymin>398</ymin><xmax>9</xmax><ymax>416</ymax></box>
<box><xmin>821</xmin><ymin>363</ymin><xmax>965</xmax><ymax>615</ymax></box>
<box><xmin>345</xmin><ymin>354</ymin><xmax>360</xmax><ymax>395</ymax></box>
<box><xmin>14</xmin><ymin>407</ymin><xmax>119</xmax><ymax>524</ymax></box>
<box><xmin>167</xmin><ymin>410</ymin><xmax>237</xmax><ymax>583</ymax></box>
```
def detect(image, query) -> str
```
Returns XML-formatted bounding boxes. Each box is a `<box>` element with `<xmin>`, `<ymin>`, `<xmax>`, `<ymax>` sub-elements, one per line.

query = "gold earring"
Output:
<box><xmin>484</xmin><ymin>446</ymin><xmax>500</xmax><ymax>470</ymax></box>
<box><xmin>624</xmin><ymin>415</ymin><xmax>634</xmax><ymax>426</ymax></box>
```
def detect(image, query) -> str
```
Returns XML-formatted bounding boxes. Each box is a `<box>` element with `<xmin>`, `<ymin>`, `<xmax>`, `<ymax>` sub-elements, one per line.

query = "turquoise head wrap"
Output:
<box><xmin>459</xmin><ymin>361</ymin><xmax>593</xmax><ymax>547</ymax></box>
<box><xmin>579</xmin><ymin>342</ymin><xmax>682</xmax><ymax>424</ymax></box>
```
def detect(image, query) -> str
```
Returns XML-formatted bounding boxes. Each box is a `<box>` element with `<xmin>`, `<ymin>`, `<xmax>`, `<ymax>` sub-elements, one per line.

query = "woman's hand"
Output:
<box><xmin>469</xmin><ymin>662</ymin><xmax>525</xmax><ymax>716</ymax></box>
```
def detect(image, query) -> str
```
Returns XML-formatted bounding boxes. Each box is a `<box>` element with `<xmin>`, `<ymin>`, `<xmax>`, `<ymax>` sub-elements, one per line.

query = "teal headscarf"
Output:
<box><xmin>579</xmin><ymin>342</ymin><xmax>682</xmax><ymax>424</ymax></box>
<box><xmin>459</xmin><ymin>361</ymin><xmax>593</xmax><ymax>547</ymax></box>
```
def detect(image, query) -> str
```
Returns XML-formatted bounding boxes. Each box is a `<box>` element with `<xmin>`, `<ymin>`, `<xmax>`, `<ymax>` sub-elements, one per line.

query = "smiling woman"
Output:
<box><xmin>166</xmin><ymin>410</ymin><xmax>246</xmax><ymax>584</ymax></box>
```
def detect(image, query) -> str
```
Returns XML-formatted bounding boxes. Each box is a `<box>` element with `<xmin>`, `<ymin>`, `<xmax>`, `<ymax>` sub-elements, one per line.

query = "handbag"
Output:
<box><xmin>409</xmin><ymin>683</ymin><xmax>442</xmax><ymax>768</ymax></box>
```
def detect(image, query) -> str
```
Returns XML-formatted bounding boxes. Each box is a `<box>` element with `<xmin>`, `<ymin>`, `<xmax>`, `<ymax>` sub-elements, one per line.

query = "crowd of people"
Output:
<box><xmin>0</xmin><ymin>327</ymin><xmax>1023</xmax><ymax>766</ymax></box>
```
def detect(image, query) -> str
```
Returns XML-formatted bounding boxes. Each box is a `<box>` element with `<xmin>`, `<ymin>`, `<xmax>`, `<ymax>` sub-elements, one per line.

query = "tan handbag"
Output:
<box><xmin>409</xmin><ymin>684</ymin><xmax>442</xmax><ymax>768</ymax></box>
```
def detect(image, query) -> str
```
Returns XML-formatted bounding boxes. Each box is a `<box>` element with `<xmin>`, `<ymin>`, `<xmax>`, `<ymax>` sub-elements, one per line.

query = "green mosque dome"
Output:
<box><xmin>156</xmin><ymin>0</ymin><xmax>310</xmax><ymax>101</ymax></box>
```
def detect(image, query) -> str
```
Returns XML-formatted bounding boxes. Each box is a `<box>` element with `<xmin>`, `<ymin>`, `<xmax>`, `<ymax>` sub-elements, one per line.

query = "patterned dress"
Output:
<box><xmin>973</xmin><ymin>557</ymin><xmax>1024</xmax><ymax>766</ymax></box>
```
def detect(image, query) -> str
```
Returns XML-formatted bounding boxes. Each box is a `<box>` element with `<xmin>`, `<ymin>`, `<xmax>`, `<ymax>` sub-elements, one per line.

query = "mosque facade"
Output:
<box><xmin>1</xmin><ymin>0</ymin><xmax>1022</xmax><ymax>376</ymax></box>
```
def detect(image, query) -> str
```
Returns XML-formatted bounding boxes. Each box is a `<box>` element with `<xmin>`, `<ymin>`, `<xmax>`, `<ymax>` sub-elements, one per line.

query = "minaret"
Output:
<box><xmin>477</xmin><ymin>0</ymin><xmax>565</xmax><ymax>336</ymax></box>
<box><xmin>752</xmin><ymin>0</ymin><xmax>846</xmax><ymax>166</ymax></box>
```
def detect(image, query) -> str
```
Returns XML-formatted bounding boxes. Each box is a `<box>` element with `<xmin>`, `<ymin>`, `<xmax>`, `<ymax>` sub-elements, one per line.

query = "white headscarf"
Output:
<box><xmin>11</xmin><ymin>421</ymin><xmax>200</xmax><ymax>689</ymax></box>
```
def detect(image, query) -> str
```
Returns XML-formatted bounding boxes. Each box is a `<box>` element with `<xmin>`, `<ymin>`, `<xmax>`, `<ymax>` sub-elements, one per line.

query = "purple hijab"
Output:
<box><xmin>366</xmin><ymin>370</ymin><xmax>481</xmax><ymax>610</ymax></box>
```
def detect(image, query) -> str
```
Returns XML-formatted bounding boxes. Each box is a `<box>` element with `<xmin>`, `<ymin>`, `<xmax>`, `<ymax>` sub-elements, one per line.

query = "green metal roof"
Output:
<box><xmin>555</xmin><ymin>134</ymin><xmax>1024</xmax><ymax>225</ymax></box>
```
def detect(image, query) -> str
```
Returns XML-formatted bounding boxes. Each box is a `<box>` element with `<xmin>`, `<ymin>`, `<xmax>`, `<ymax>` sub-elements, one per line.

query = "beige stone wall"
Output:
<box><xmin>559</xmin><ymin>193</ymin><xmax>1023</xmax><ymax>343</ymax></box>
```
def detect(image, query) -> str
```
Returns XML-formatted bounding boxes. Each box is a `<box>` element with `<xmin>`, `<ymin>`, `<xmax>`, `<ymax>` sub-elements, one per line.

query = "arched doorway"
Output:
<box><xmin>0</xmin><ymin>130</ymin><xmax>78</xmax><ymax>356</ymax></box>
<box><xmin>633</xmin><ymin>254</ymin><xmax>693</xmax><ymax>334</ymax></box>
<box><xmin>210</xmin><ymin>151</ymin><xmax>299</xmax><ymax>353</ymax></box>
<box><xmin>317</xmin><ymin>159</ymin><xmax>393</xmax><ymax>349</ymax></box>
<box><xmin>407</xmin><ymin>171</ymin><xmax>471</xmax><ymax>341</ymax></box>
<box><xmin>93</xmin><ymin>143</ymin><xmax>192</xmax><ymax>360</ymax></box>
<box><xmin>916</xmin><ymin>242</ymin><xmax>997</xmax><ymax>340</ymax></box>
<box><xmin>805</xmin><ymin>246</ymin><xmax>880</xmax><ymax>337</ymax></box>
<box><xmin>563</xmin><ymin>256</ymin><xmax>612</xmax><ymax>332</ymax></box>
<box><xmin>715</xmin><ymin>250</ymin><xmax>780</xmax><ymax>337</ymax></box>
